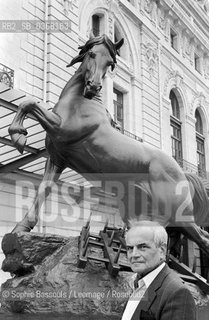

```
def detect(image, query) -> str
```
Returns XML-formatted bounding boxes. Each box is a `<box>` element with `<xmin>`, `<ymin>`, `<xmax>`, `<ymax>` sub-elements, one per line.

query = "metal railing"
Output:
<box><xmin>113</xmin><ymin>127</ymin><xmax>208</xmax><ymax>181</ymax></box>
<box><xmin>175</xmin><ymin>158</ymin><xmax>208</xmax><ymax>181</ymax></box>
<box><xmin>111</xmin><ymin>119</ymin><xmax>143</xmax><ymax>142</ymax></box>
<box><xmin>122</xmin><ymin>128</ymin><xmax>143</xmax><ymax>142</ymax></box>
<box><xmin>0</xmin><ymin>63</ymin><xmax>14</xmax><ymax>88</ymax></box>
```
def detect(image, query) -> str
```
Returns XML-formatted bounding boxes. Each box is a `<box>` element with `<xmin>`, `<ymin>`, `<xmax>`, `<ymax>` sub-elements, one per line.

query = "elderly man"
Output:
<box><xmin>122</xmin><ymin>220</ymin><xmax>196</xmax><ymax>320</ymax></box>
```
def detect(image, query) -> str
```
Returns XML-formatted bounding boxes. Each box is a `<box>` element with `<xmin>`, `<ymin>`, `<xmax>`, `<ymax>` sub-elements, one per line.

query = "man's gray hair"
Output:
<box><xmin>125</xmin><ymin>220</ymin><xmax>168</xmax><ymax>248</ymax></box>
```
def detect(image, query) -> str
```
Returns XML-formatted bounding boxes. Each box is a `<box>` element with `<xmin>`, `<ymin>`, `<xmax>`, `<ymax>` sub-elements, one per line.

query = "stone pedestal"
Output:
<box><xmin>1</xmin><ymin>232</ymin><xmax>209</xmax><ymax>319</ymax></box>
<box><xmin>0</xmin><ymin>232</ymin><xmax>132</xmax><ymax>318</ymax></box>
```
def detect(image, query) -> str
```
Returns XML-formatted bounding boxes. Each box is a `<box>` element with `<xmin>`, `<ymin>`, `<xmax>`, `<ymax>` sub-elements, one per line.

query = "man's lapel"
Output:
<box><xmin>130</xmin><ymin>265</ymin><xmax>171</xmax><ymax>320</ymax></box>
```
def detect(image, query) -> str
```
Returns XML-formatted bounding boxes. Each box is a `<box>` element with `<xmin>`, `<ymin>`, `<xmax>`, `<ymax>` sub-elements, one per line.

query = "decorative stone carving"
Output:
<box><xmin>182</xmin><ymin>32</ymin><xmax>195</xmax><ymax>62</ymax></box>
<box><xmin>138</xmin><ymin>0</ymin><xmax>144</xmax><ymax>13</ymax></box>
<box><xmin>158</xmin><ymin>9</ymin><xmax>170</xmax><ymax>38</ymax></box>
<box><xmin>163</xmin><ymin>70</ymin><xmax>183</xmax><ymax>97</ymax></box>
<box><xmin>106</xmin><ymin>0</ymin><xmax>120</xmax><ymax>15</ymax></box>
<box><xmin>163</xmin><ymin>70</ymin><xmax>191</xmax><ymax>115</ymax></box>
<box><xmin>203</xmin><ymin>56</ymin><xmax>209</xmax><ymax>79</ymax></box>
<box><xmin>144</xmin><ymin>0</ymin><xmax>152</xmax><ymax>14</ymax></box>
<box><xmin>144</xmin><ymin>0</ymin><xmax>158</xmax><ymax>22</ymax></box>
<box><xmin>151</xmin><ymin>0</ymin><xmax>158</xmax><ymax>22</ymax></box>
<box><xmin>195</xmin><ymin>0</ymin><xmax>209</xmax><ymax>13</ymax></box>
<box><xmin>142</xmin><ymin>42</ymin><xmax>158</xmax><ymax>79</ymax></box>
<box><xmin>62</xmin><ymin>0</ymin><xmax>76</xmax><ymax>15</ymax></box>
<box><xmin>158</xmin><ymin>9</ymin><xmax>166</xmax><ymax>30</ymax></box>
<box><xmin>191</xmin><ymin>91</ymin><xmax>206</xmax><ymax>115</ymax></box>
<box><xmin>185</xmin><ymin>41</ymin><xmax>193</xmax><ymax>57</ymax></box>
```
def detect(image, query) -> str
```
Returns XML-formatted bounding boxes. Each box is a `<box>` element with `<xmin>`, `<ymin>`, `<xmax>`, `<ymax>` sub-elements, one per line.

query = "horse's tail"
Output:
<box><xmin>185</xmin><ymin>172</ymin><xmax>209</xmax><ymax>226</ymax></box>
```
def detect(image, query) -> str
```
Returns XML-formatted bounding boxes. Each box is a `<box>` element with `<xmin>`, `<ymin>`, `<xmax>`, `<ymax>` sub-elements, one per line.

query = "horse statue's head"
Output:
<box><xmin>67</xmin><ymin>33</ymin><xmax>124</xmax><ymax>99</ymax></box>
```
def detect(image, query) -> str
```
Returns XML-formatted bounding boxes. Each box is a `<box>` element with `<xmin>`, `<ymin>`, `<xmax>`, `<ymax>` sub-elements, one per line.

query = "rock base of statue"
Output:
<box><xmin>1</xmin><ymin>232</ymin><xmax>209</xmax><ymax>319</ymax></box>
<box><xmin>0</xmin><ymin>232</ymin><xmax>133</xmax><ymax>318</ymax></box>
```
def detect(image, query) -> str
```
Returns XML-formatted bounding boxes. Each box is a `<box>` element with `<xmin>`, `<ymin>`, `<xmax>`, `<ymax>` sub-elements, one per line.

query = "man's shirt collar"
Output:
<box><xmin>133</xmin><ymin>262</ymin><xmax>165</xmax><ymax>290</ymax></box>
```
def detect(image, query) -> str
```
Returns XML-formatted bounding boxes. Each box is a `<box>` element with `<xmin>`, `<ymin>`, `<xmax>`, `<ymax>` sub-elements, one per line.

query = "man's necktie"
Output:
<box><xmin>131</xmin><ymin>278</ymin><xmax>146</xmax><ymax>302</ymax></box>
<box><xmin>134</xmin><ymin>275</ymin><xmax>144</xmax><ymax>289</ymax></box>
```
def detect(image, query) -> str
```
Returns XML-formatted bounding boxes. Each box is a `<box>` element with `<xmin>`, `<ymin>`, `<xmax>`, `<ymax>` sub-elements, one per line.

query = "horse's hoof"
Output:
<box><xmin>11</xmin><ymin>223</ymin><xmax>32</xmax><ymax>233</ymax></box>
<box><xmin>8</xmin><ymin>125</ymin><xmax>28</xmax><ymax>136</ymax></box>
<box><xmin>11</xmin><ymin>133</ymin><xmax>27</xmax><ymax>154</ymax></box>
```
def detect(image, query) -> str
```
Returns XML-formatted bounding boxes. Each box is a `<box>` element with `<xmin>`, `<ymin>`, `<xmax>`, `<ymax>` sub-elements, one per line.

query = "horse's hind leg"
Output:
<box><xmin>12</xmin><ymin>158</ymin><xmax>64</xmax><ymax>233</ymax></box>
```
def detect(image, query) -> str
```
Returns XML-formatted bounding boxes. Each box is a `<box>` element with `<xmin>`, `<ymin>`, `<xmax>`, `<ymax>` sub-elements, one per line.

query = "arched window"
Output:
<box><xmin>195</xmin><ymin>109</ymin><xmax>203</xmax><ymax>134</ymax></box>
<box><xmin>113</xmin><ymin>88</ymin><xmax>124</xmax><ymax>130</ymax></box>
<box><xmin>91</xmin><ymin>13</ymin><xmax>105</xmax><ymax>36</ymax></box>
<box><xmin>170</xmin><ymin>90</ymin><xmax>180</xmax><ymax>118</ymax></box>
<box><xmin>195</xmin><ymin>109</ymin><xmax>206</xmax><ymax>177</ymax></box>
<box><xmin>196</xmin><ymin>109</ymin><xmax>209</xmax><ymax>280</ymax></box>
<box><xmin>92</xmin><ymin>14</ymin><xmax>100</xmax><ymax>36</ymax></box>
<box><xmin>169</xmin><ymin>90</ymin><xmax>183</xmax><ymax>166</ymax></box>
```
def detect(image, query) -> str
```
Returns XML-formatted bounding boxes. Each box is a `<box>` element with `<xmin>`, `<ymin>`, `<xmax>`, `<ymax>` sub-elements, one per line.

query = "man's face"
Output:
<box><xmin>126</xmin><ymin>226</ymin><xmax>165</xmax><ymax>276</ymax></box>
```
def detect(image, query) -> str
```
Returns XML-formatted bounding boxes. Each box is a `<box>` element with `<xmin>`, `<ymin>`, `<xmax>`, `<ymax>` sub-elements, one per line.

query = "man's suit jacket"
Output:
<box><xmin>124</xmin><ymin>264</ymin><xmax>196</xmax><ymax>320</ymax></box>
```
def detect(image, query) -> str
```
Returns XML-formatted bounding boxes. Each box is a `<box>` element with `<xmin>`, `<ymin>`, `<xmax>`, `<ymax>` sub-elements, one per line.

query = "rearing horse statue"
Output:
<box><xmin>9</xmin><ymin>34</ymin><xmax>209</xmax><ymax>256</ymax></box>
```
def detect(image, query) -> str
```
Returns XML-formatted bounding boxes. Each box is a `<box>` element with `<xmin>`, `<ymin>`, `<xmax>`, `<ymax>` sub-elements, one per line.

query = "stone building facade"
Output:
<box><xmin>1</xmin><ymin>0</ymin><xmax>209</xmax><ymax>283</ymax></box>
<box><xmin>1</xmin><ymin>0</ymin><xmax>209</xmax><ymax>172</ymax></box>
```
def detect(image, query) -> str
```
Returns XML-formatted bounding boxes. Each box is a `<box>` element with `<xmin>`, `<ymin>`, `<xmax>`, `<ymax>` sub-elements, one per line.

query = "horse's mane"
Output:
<box><xmin>67</xmin><ymin>34</ymin><xmax>118</xmax><ymax>68</ymax></box>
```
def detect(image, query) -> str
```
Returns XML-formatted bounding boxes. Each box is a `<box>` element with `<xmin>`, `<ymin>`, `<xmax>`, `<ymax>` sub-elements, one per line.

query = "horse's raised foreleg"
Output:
<box><xmin>8</xmin><ymin>102</ymin><xmax>29</xmax><ymax>154</ymax></box>
<box><xmin>9</xmin><ymin>100</ymin><xmax>61</xmax><ymax>154</ymax></box>
<box><xmin>12</xmin><ymin>158</ymin><xmax>64</xmax><ymax>233</ymax></box>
